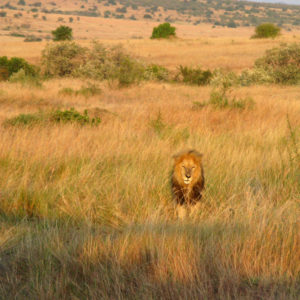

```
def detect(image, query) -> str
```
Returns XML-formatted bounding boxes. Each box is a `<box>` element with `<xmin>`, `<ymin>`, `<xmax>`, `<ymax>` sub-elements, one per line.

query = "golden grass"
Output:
<box><xmin>1</xmin><ymin>32</ymin><xmax>300</xmax><ymax>71</ymax></box>
<box><xmin>0</xmin><ymin>37</ymin><xmax>299</xmax><ymax>298</ymax></box>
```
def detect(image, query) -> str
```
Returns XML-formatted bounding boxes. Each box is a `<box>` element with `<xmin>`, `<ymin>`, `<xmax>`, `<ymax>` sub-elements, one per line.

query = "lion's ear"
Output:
<box><xmin>173</xmin><ymin>154</ymin><xmax>180</xmax><ymax>162</ymax></box>
<box><xmin>189</xmin><ymin>150</ymin><xmax>203</xmax><ymax>159</ymax></box>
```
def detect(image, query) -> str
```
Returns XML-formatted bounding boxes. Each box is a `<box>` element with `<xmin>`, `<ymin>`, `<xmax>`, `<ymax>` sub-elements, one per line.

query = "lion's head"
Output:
<box><xmin>173</xmin><ymin>150</ymin><xmax>203</xmax><ymax>186</ymax></box>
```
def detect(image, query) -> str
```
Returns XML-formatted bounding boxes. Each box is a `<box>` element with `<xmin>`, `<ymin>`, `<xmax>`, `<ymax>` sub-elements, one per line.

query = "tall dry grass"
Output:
<box><xmin>0</xmin><ymin>46</ymin><xmax>299</xmax><ymax>298</ymax></box>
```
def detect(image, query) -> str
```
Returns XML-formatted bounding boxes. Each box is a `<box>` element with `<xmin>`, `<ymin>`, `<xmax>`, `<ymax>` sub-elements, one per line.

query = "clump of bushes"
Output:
<box><xmin>252</xmin><ymin>23</ymin><xmax>281</xmax><ymax>39</ymax></box>
<box><xmin>239</xmin><ymin>43</ymin><xmax>300</xmax><ymax>85</ymax></box>
<box><xmin>254</xmin><ymin>43</ymin><xmax>300</xmax><ymax>84</ymax></box>
<box><xmin>42</xmin><ymin>41</ymin><xmax>152</xmax><ymax>87</ymax></box>
<box><xmin>175</xmin><ymin>65</ymin><xmax>212</xmax><ymax>85</ymax></box>
<box><xmin>3</xmin><ymin>108</ymin><xmax>101</xmax><ymax>127</ymax></box>
<box><xmin>0</xmin><ymin>56</ymin><xmax>37</xmax><ymax>80</ymax></box>
<box><xmin>151</xmin><ymin>22</ymin><xmax>176</xmax><ymax>39</ymax></box>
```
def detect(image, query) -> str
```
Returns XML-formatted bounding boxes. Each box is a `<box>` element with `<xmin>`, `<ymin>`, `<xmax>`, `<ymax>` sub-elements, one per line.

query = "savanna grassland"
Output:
<box><xmin>0</xmin><ymin>30</ymin><xmax>299</xmax><ymax>299</ymax></box>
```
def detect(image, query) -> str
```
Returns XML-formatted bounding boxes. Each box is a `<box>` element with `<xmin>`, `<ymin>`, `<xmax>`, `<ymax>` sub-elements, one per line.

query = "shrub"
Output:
<box><xmin>0</xmin><ymin>67</ymin><xmax>9</xmax><ymax>81</ymax></box>
<box><xmin>3</xmin><ymin>108</ymin><xmax>101</xmax><ymax>127</ymax></box>
<box><xmin>50</xmin><ymin>108</ymin><xmax>100</xmax><ymax>125</ymax></box>
<box><xmin>41</xmin><ymin>41</ymin><xmax>86</xmax><ymax>77</ymax></box>
<box><xmin>3</xmin><ymin>113</ymin><xmax>44</xmax><ymax>127</ymax></box>
<box><xmin>10</xmin><ymin>32</ymin><xmax>25</xmax><ymax>37</ymax></box>
<box><xmin>151</xmin><ymin>22</ymin><xmax>176</xmax><ymax>39</ymax></box>
<box><xmin>211</xmin><ymin>69</ymin><xmax>239</xmax><ymax>87</ymax></box>
<box><xmin>9</xmin><ymin>69</ymin><xmax>42</xmax><ymax>87</ymax></box>
<box><xmin>239</xmin><ymin>68</ymin><xmax>274</xmax><ymax>86</ymax></box>
<box><xmin>116</xmin><ymin>57</ymin><xmax>145</xmax><ymax>87</ymax></box>
<box><xmin>145</xmin><ymin>64</ymin><xmax>169</xmax><ymax>81</ymax></box>
<box><xmin>51</xmin><ymin>25</ymin><xmax>73</xmax><ymax>41</ymax></box>
<box><xmin>0</xmin><ymin>56</ymin><xmax>37</xmax><ymax>79</ymax></box>
<box><xmin>252</xmin><ymin>23</ymin><xmax>281</xmax><ymax>39</ymax></box>
<box><xmin>254</xmin><ymin>43</ymin><xmax>300</xmax><ymax>84</ymax></box>
<box><xmin>24</xmin><ymin>35</ymin><xmax>42</xmax><ymax>42</ymax></box>
<box><xmin>176</xmin><ymin>65</ymin><xmax>212</xmax><ymax>85</ymax></box>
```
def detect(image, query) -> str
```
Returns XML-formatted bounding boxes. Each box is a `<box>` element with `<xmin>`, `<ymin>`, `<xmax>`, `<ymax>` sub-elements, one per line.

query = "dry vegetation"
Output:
<box><xmin>0</xmin><ymin>31</ymin><xmax>299</xmax><ymax>299</ymax></box>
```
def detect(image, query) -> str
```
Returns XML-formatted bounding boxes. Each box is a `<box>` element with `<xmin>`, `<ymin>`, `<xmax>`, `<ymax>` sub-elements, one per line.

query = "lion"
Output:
<box><xmin>171</xmin><ymin>150</ymin><xmax>205</xmax><ymax>206</ymax></box>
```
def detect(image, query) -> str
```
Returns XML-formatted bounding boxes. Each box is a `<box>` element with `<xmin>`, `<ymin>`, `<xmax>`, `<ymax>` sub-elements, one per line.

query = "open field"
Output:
<box><xmin>0</xmin><ymin>31</ymin><xmax>299</xmax><ymax>298</ymax></box>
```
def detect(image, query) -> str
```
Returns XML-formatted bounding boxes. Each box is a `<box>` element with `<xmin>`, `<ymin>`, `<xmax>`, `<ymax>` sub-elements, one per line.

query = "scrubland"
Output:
<box><xmin>0</xmin><ymin>33</ymin><xmax>299</xmax><ymax>299</ymax></box>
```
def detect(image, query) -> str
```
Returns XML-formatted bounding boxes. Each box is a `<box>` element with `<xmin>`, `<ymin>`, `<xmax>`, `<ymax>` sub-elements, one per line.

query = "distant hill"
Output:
<box><xmin>1</xmin><ymin>0</ymin><xmax>300</xmax><ymax>32</ymax></box>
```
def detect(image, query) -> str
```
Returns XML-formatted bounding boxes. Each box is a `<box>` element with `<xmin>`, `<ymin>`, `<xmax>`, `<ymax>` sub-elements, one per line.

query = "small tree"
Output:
<box><xmin>151</xmin><ymin>22</ymin><xmax>176</xmax><ymax>39</ymax></box>
<box><xmin>252</xmin><ymin>23</ymin><xmax>281</xmax><ymax>39</ymax></box>
<box><xmin>52</xmin><ymin>25</ymin><xmax>73</xmax><ymax>41</ymax></box>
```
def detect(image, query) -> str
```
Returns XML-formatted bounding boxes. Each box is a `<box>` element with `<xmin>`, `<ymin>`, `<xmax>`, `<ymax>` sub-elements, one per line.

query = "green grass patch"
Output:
<box><xmin>59</xmin><ymin>84</ymin><xmax>102</xmax><ymax>97</ymax></box>
<box><xmin>3</xmin><ymin>108</ymin><xmax>101</xmax><ymax>127</ymax></box>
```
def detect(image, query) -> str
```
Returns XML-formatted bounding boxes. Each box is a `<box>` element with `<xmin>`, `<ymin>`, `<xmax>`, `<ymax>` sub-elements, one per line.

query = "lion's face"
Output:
<box><xmin>173</xmin><ymin>150</ymin><xmax>202</xmax><ymax>186</ymax></box>
<box><xmin>180</xmin><ymin>159</ymin><xmax>197</xmax><ymax>185</ymax></box>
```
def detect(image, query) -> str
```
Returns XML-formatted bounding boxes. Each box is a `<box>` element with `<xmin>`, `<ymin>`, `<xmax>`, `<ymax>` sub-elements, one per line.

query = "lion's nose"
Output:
<box><xmin>186</xmin><ymin>174</ymin><xmax>191</xmax><ymax>178</ymax></box>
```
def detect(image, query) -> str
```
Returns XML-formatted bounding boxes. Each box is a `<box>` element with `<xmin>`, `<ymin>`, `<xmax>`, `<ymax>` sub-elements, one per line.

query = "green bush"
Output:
<box><xmin>4</xmin><ymin>113</ymin><xmax>43</xmax><ymax>127</ymax></box>
<box><xmin>116</xmin><ymin>57</ymin><xmax>145</xmax><ymax>87</ymax></box>
<box><xmin>176</xmin><ymin>65</ymin><xmax>212</xmax><ymax>85</ymax></box>
<box><xmin>42</xmin><ymin>41</ymin><xmax>86</xmax><ymax>77</ymax></box>
<box><xmin>254</xmin><ymin>43</ymin><xmax>300</xmax><ymax>84</ymax></box>
<box><xmin>24</xmin><ymin>35</ymin><xmax>42</xmax><ymax>42</ymax></box>
<box><xmin>3</xmin><ymin>108</ymin><xmax>101</xmax><ymax>127</ymax></box>
<box><xmin>50</xmin><ymin>108</ymin><xmax>100</xmax><ymax>125</ymax></box>
<box><xmin>145</xmin><ymin>64</ymin><xmax>169</xmax><ymax>81</ymax></box>
<box><xmin>151</xmin><ymin>22</ymin><xmax>176</xmax><ymax>39</ymax></box>
<box><xmin>252</xmin><ymin>23</ymin><xmax>281</xmax><ymax>39</ymax></box>
<box><xmin>9</xmin><ymin>69</ymin><xmax>42</xmax><ymax>87</ymax></box>
<box><xmin>51</xmin><ymin>25</ymin><xmax>73</xmax><ymax>41</ymax></box>
<box><xmin>0</xmin><ymin>67</ymin><xmax>9</xmax><ymax>81</ymax></box>
<box><xmin>0</xmin><ymin>56</ymin><xmax>37</xmax><ymax>80</ymax></box>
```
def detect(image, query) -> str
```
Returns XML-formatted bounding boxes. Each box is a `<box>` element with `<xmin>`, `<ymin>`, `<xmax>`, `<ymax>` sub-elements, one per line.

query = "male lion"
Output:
<box><xmin>171</xmin><ymin>150</ymin><xmax>204</xmax><ymax>206</ymax></box>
